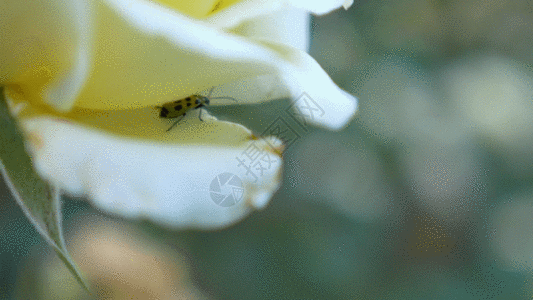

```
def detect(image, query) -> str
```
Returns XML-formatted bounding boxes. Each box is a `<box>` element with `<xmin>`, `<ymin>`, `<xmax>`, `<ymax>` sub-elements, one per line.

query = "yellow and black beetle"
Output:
<box><xmin>157</xmin><ymin>88</ymin><xmax>236</xmax><ymax>132</ymax></box>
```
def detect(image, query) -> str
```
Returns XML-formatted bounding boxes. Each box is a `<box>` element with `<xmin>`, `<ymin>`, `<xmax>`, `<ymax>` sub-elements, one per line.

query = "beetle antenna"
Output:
<box><xmin>207</xmin><ymin>86</ymin><xmax>215</xmax><ymax>98</ymax></box>
<box><xmin>210</xmin><ymin>96</ymin><xmax>238</xmax><ymax>103</ymax></box>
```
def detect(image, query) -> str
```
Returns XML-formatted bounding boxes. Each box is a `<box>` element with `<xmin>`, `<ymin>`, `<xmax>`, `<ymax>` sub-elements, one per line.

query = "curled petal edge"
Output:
<box><xmin>23</xmin><ymin>117</ymin><xmax>283</xmax><ymax>229</ymax></box>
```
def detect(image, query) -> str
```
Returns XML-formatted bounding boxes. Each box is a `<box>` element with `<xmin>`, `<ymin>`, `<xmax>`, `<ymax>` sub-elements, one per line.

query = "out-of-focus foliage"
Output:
<box><xmin>2</xmin><ymin>0</ymin><xmax>533</xmax><ymax>299</ymax></box>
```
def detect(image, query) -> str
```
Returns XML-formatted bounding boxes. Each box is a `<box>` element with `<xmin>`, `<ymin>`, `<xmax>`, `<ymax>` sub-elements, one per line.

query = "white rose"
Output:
<box><xmin>1</xmin><ymin>0</ymin><xmax>357</xmax><ymax>228</ymax></box>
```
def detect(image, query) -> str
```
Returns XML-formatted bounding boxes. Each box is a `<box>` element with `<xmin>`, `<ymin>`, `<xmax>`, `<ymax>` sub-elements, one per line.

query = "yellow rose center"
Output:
<box><xmin>152</xmin><ymin>0</ymin><xmax>242</xmax><ymax>19</ymax></box>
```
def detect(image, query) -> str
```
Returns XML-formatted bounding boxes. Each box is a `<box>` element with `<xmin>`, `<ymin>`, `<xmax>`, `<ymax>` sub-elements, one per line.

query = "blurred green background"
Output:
<box><xmin>3</xmin><ymin>0</ymin><xmax>533</xmax><ymax>299</ymax></box>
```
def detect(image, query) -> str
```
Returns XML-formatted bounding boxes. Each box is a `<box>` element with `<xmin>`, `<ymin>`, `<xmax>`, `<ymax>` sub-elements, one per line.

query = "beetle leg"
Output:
<box><xmin>198</xmin><ymin>108</ymin><xmax>204</xmax><ymax>122</ymax></box>
<box><xmin>166</xmin><ymin>114</ymin><xmax>185</xmax><ymax>132</ymax></box>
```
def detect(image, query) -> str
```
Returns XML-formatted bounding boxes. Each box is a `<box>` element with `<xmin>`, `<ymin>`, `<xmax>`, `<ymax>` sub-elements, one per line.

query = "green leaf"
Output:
<box><xmin>0</xmin><ymin>86</ymin><xmax>90</xmax><ymax>292</ymax></box>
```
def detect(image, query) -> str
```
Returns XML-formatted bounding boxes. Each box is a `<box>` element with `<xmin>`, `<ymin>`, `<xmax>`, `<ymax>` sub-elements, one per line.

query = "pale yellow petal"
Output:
<box><xmin>287</xmin><ymin>0</ymin><xmax>354</xmax><ymax>14</ymax></box>
<box><xmin>230</xmin><ymin>6</ymin><xmax>310</xmax><ymax>51</ymax></box>
<box><xmin>8</xmin><ymin>85</ymin><xmax>252</xmax><ymax>143</ymax></box>
<box><xmin>153</xmin><ymin>0</ymin><xmax>219</xmax><ymax>19</ymax></box>
<box><xmin>205</xmin><ymin>0</ymin><xmax>352</xmax><ymax>28</ymax></box>
<box><xmin>73</xmin><ymin>0</ymin><xmax>280</xmax><ymax>110</ymax></box>
<box><xmin>219</xmin><ymin>40</ymin><xmax>358</xmax><ymax>129</ymax></box>
<box><xmin>23</xmin><ymin>117</ymin><xmax>283</xmax><ymax>229</ymax></box>
<box><xmin>0</xmin><ymin>0</ymin><xmax>92</xmax><ymax>111</ymax></box>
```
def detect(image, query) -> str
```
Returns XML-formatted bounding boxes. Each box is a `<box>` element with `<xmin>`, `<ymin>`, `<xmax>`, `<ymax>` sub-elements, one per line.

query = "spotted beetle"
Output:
<box><xmin>157</xmin><ymin>87</ymin><xmax>236</xmax><ymax>132</ymax></box>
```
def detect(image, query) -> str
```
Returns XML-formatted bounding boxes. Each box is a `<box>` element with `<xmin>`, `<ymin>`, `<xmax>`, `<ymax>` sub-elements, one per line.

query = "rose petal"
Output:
<box><xmin>72</xmin><ymin>0</ymin><xmax>282</xmax><ymax>110</ymax></box>
<box><xmin>222</xmin><ymin>40</ymin><xmax>359</xmax><ymax>129</ymax></box>
<box><xmin>229</xmin><ymin>6</ymin><xmax>310</xmax><ymax>51</ymax></box>
<box><xmin>0</xmin><ymin>0</ymin><xmax>91</xmax><ymax>111</ymax></box>
<box><xmin>153</xmin><ymin>0</ymin><xmax>219</xmax><ymax>19</ymax></box>
<box><xmin>287</xmin><ymin>0</ymin><xmax>354</xmax><ymax>14</ymax></box>
<box><xmin>72</xmin><ymin>0</ymin><xmax>356</xmax><ymax>123</ymax></box>
<box><xmin>3</xmin><ymin>0</ymin><xmax>355</xmax><ymax>125</ymax></box>
<box><xmin>205</xmin><ymin>0</ymin><xmax>352</xmax><ymax>29</ymax></box>
<box><xmin>23</xmin><ymin>118</ymin><xmax>283</xmax><ymax>229</ymax></box>
<box><xmin>8</xmin><ymin>87</ymin><xmax>254</xmax><ymax>143</ymax></box>
<box><xmin>200</xmin><ymin>40</ymin><xmax>359</xmax><ymax>130</ymax></box>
